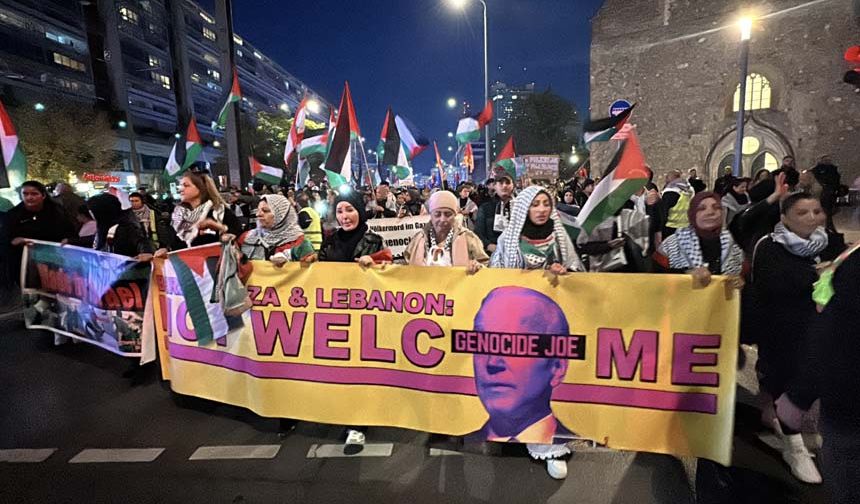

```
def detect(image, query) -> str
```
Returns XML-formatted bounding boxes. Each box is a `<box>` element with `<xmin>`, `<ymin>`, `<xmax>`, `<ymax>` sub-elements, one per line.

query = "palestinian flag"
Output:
<box><xmin>211</xmin><ymin>66</ymin><xmax>242</xmax><ymax>131</ymax></box>
<box><xmin>324</xmin><ymin>82</ymin><xmax>361</xmax><ymax>188</ymax></box>
<box><xmin>299</xmin><ymin>131</ymin><xmax>327</xmax><ymax>158</ymax></box>
<box><xmin>166</xmin><ymin>243</ymin><xmax>228</xmax><ymax>346</ymax></box>
<box><xmin>394</xmin><ymin>115</ymin><xmax>428</xmax><ymax>159</ymax></box>
<box><xmin>284</xmin><ymin>97</ymin><xmax>308</xmax><ymax>166</ymax></box>
<box><xmin>462</xmin><ymin>143</ymin><xmax>474</xmax><ymax>174</ymax></box>
<box><xmin>456</xmin><ymin>100</ymin><xmax>493</xmax><ymax>144</ymax></box>
<box><xmin>493</xmin><ymin>136</ymin><xmax>518</xmax><ymax>179</ymax></box>
<box><xmin>250</xmin><ymin>156</ymin><xmax>283</xmax><ymax>185</ymax></box>
<box><xmin>0</xmin><ymin>100</ymin><xmax>26</xmax><ymax>189</ymax></box>
<box><xmin>377</xmin><ymin>107</ymin><xmax>411</xmax><ymax>180</ymax></box>
<box><xmin>583</xmin><ymin>104</ymin><xmax>635</xmax><ymax>145</ymax></box>
<box><xmin>325</xmin><ymin>109</ymin><xmax>336</xmax><ymax>154</ymax></box>
<box><xmin>164</xmin><ymin>117</ymin><xmax>203</xmax><ymax>179</ymax></box>
<box><xmin>576</xmin><ymin>129</ymin><xmax>650</xmax><ymax>235</ymax></box>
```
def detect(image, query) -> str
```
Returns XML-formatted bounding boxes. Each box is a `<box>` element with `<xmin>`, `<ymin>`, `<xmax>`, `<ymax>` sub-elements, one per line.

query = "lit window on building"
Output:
<box><xmin>52</xmin><ymin>52</ymin><xmax>85</xmax><ymax>72</ymax></box>
<box><xmin>207</xmin><ymin>68</ymin><xmax>220</xmax><ymax>80</ymax></box>
<box><xmin>233</xmin><ymin>35</ymin><xmax>244</xmax><ymax>45</ymax></box>
<box><xmin>190</xmin><ymin>73</ymin><xmax>200</xmax><ymax>83</ymax></box>
<box><xmin>733</xmin><ymin>73</ymin><xmax>772</xmax><ymax>112</ymax></box>
<box><xmin>236</xmin><ymin>49</ymin><xmax>243</xmax><ymax>58</ymax></box>
<box><xmin>151</xmin><ymin>72</ymin><xmax>171</xmax><ymax>89</ymax></box>
<box><xmin>148</xmin><ymin>55</ymin><xmax>162</xmax><ymax>68</ymax></box>
<box><xmin>203</xmin><ymin>27</ymin><xmax>216</xmax><ymax>41</ymax></box>
<box><xmin>752</xmin><ymin>152</ymin><xmax>779</xmax><ymax>173</ymax></box>
<box><xmin>253</xmin><ymin>51</ymin><xmax>263</xmax><ymax>60</ymax></box>
<box><xmin>199</xmin><ymin>11</ymin><xmax>215</xmax><ymax>24</ymax></box>
<box><xmin>45</xmin><ymin>31</ymin><xmax>71</xmax><ymax>45</ymax></box>
<box><xmin>119</xmin><ymin>7</ymin><xmax>139</xmax><ymax>24</ymax></box>
<box><xmin>55</xmin><ymin>78</ymin><xmax>81</xmax><ymax>92</ymax></box>
<box><xmin>206</xmin><ymin>82</ymin><xmax>221</xmax><ymax>92</ymax></box>
<box><xmin>202</xmin><ymin>53</ymin><xmax>218</xmax><ymax>65</ymax></box>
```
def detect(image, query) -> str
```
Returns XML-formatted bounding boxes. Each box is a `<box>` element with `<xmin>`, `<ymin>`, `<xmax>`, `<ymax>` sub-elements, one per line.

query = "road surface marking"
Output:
<box><xmin>189</xmin><ymin>445</ymin><xmax>281</xmax><ymax>460</ymax></box>
<box><xmin>69</xmin><ymin>448</ymin><xmax>164</xmax><ymax>463</ymax></box>
<box><xmin>0</xmin><ymin>449</ymin><xmax>56</xmax><ymax>463</ymax></box>
<box><xmin>306</xmin><ymin>443</ymin><xmax>393</xmax><ymax>458</ymax></box>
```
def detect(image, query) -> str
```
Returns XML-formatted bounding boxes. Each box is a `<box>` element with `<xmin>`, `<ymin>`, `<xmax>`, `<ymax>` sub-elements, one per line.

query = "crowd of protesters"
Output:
<box><xmin>0</xmin><ymin>155</ymin><xmax>857</xmax><ymax>498</ymax></box>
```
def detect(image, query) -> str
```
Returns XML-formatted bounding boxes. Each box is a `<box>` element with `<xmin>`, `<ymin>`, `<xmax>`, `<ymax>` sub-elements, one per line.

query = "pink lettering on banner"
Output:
<box><xmin>250</xmin><ymin>311</ymin><xmax>306</xmax><ymax>356</ymax></box>
<box><xmin>315</xmin><ymin>288</ymin><xmax>330</xmax><ymax>308</ymax></box>
<box><xmin>402</xmin><ymin>319</ymin><xmax>445</xmax><ymax>368</ymax></box>
<box><xmin>349</xmin><ymin>289</ymin><xmax>367</xmax><ymax>310</ymax></box>
<box><xmin>596</xmin><ymin>328</ymin><xmax>658</xmax><ymax>382</ymax></box>
<box><xmin>672</xmin><ymin>333</ymin><xmax>721</xmax><ymax>387</ymax></box>
<box><xmin>314</xmin><ymin>313</ymin><xmax>351</xmax><ymax>360</ymax></box>
<box><xmin>332</xmin><ymin>289</ymin><xmax>349</xmax><ymax>308</ymax></box>
<box><xmin>259</xmin><ymin>287</ymin><xmax>281</xmax><ymax>307</ymax></box>
<box><xmin>175</xmin><ymin>302</ymin><xmax>196</xmax><ymax>342</ymax></box>
<box><xmin>359</xmin><ymin>315</ymin><xmax>396</xmax><ymax>363</ymax></box>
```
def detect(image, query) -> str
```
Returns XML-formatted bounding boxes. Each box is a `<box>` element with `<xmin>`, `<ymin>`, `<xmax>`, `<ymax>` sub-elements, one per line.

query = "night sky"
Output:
<box><xmin>200</xmin><ymin>0</ymin><xmax>605</xmax><ymax>174</ymax></box>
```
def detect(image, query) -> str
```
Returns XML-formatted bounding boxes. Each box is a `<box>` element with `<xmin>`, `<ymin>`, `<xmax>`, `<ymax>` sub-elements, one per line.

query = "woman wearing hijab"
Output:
<box><xmin>317</xmin><ymin>191</ymin><xmax>391</xmax><ymax>453</ymax></box>
<box><xmin>236</xmin><ymin>195</ymin><xmax>314</xmax><ymax>266</ymax></box>
<box><xmin>560</xmin><ymin>188</ymin><xmax>576</xmax><ymax>207</ymax></box>
<box><xmin>156</xmin><ymin>169</ymin><xmax>241</xmax><ymax>254</ymax></box>
<box><xmin>488</xmin><ymin>185</ymin><xmax>584</xmax><ymax>480</ymax></box>
<box><xmin>653</xmin><ymin>191</ymin><xmax>744</xmax><ymax>286</ymax></box>
<box><xmin>403</xmin><ymin>190</ymin><xmax>487</xmax><ymax>270</ymax></box>
<box><xmin>751</xmin><ymin>192</ymin><xmax>844</xmax><ymax>484</ymax></box>
<box><xmin>86</xmin><ymin>193</ymin><xmax>153</xmax><ymax>258</ymax></box>
<box><xmin>721</xmin><ymin>177</ymin><xmax>750</xmax><ymax>227</ymax></box>
<box><xmin>318</xmin><ymin>192</ymin><xmax>391</xmax><ymax>265</ymax></box>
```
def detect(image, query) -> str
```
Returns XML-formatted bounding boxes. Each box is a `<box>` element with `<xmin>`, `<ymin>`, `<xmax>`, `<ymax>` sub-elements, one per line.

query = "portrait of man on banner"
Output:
<box><xmin>466</xmin><ymin>286</ymin><xmax>576</xmax><ymax>444</ymax></box>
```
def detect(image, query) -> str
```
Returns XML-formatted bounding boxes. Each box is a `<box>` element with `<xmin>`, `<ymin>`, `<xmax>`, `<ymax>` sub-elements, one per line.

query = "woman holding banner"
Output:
<box><xmin>488</xmin><ymin>184</ymin><xmax>585</xmax><ymax>480</ymax></box>
<box><xmin>403</xmin><ymin>190</ymin><xmax>487</xmax><ymax>271</ymax></box>
<box><xmin>155</xmin><ymin>169</ymin><xmax>241</xmax><ymax>254</ymax></box>
<box><xmin>236</xmin><ymin>194</ymin><xmax>315</xmax><ymax>267</ymax></box>
<box><xmin>318</xmin><ymin>190</ymin><xmax>392</xmax><ymax>453</ymax></box>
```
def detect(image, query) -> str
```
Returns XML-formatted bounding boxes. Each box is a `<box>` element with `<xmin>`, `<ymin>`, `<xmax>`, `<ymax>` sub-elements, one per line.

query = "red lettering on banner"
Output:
<box><xmin>359</xmin><ymin>315</ymin><xmax>395</xmax><ymax>363</ymax></box>
<box><xmin>314</xmin><ymin>313</ymin><xmax>351</xmax><ymax>360</ymax></box>
<box><xmin>672</xmin><ymin>333</ymin><xmax>720</xmax><ymax>387</ymax></box>
<box><xmin>250</xmin><ymin>310</ymin><xmax>306</xmax><ymax>356</ymax></box>
<box><xmin>596</xmin><ymin>328</ymin><xmax>658</xmax><ymax>382</ymax></box>
<box><xmin>402</xmin><ymin>319</ymin><xmax>444</xmax><ymax>368</ymax></box>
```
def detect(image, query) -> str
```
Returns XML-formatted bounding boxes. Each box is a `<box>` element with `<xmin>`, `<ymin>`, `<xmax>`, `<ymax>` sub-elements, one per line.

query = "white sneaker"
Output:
<box><xmin>344</xmin><ymin>429</ymin><xmax>365</xmax><ymax>455</ymax></box>
<box><xmin>781</xmin><ymin>432</ymin><xmax>822</xmax><ymax>484</ymax></box>
<box><xmin>546</xmin><ymin>458</ymin><xmax>568</xmax><ymax>480</ymax></box>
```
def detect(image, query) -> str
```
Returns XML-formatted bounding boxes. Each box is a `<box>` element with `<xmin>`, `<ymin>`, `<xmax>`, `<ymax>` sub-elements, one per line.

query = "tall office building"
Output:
<box><xmin>0</xmin><ymin>0</ymin><xmax>330</xmax><ymax>186</ymax></box>
<box><xmin>488</xmin><ymin>80</ymin><xmax>534</xmax><ymax>160</ymax></box>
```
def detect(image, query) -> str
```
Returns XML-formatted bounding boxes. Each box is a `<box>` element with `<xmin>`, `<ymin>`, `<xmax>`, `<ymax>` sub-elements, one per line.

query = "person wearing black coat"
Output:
<box><xmin>474</xmin><ymin>173</ymin><xmax>515</xmax><ymax>254</ymax></box>
<box><xmin>752</xmin><ymin>192</ymin><xmax>845</xmax><ymax>484</ymax></box>
<box><xmin>87</xmin><ymin>193</ymin><xmax>153</xmax><ymax>258</ymax></box>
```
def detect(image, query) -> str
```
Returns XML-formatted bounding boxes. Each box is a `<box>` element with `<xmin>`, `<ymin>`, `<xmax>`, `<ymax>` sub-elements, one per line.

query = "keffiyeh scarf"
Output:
<box><xmin>771</xmin><ymin>222</ymin><xmax>828</xmax><ymax>258</ymax></box>
<box><xmin>660</xmin><ymin>226</ymin><xmax>743</xmax><ymax>275</ymax></box>
<box><xmin>242</xmin><ymin>195</ymin><xmax>304</xmax><ymax>257</ymax></box>
<box><xmin>171</xmin><ymin>200</ymin><xmax>213</xmax><ymax>246</ymax></box>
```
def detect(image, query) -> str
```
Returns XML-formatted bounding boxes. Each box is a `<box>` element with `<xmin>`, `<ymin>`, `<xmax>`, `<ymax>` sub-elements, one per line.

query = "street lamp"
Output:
<box><xmin>447</xmin><ymin>131</ymin><xmax>454</xmax><ymax>138</ymax></box>
<box><xmin>34</xmin><ymin>102</ymin><xmax>46</xmax><ymax>112</ymax></box>
<box><xmin>279</xmin><ymin>103</ymin><xmax>289</xmax><ymax>113</ymax></box>
<box><xmin>446</xmin><ymin>97</ymin><xmax>458</xmax><ymax>109</ymax></box>
<box><xmin>447</xmin><ymin>0</ymin><xmax>489</xmax><ymax>177</ymax></box>
<box><xmin>732</xmin><ymin>16</ymin><xmax>754</xmax><ymax>177</ymax></box>
<box><xmin>306</xmin><ymin>99</ymin><xmax>321</xmax><ymax>114</ymax></box>
<box><xmin>117</xmin><ymin>120</ymin><xmax>128</xmax><ymax>129</ymax></box>
<box><xmin>213</xmin><ymin>140</ymin><xmax>221</xmax><ymax>148</ymax></box>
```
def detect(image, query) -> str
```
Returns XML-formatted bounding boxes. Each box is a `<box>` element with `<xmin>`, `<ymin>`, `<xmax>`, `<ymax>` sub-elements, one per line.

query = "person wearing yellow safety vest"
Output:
<box><xmin>296</xmin><ymin>191</ymin><xmax>323</xmax><ymax>251</ymax></box>
<box><xmin>129</xmin><ymin>192</ymin><xmax>159</xmax><ymax>248</ymax></box>
<box><xmin>661</xmin><ymin>170</ymin><xmax>694</xmax><ymax>238</ymax></box>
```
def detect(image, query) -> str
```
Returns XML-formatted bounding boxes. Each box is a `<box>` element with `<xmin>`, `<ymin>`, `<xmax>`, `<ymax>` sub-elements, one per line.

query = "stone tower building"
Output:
<box><xmin>590</xmin><ymin>0</ymin><xmax>860</xmax><ymax>185</ymax></box>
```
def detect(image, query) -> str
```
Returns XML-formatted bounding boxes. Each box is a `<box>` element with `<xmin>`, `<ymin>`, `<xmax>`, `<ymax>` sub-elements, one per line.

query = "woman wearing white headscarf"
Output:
<box><xmin>237</xmin><ymin>194</ymin><xmax>314</xmax><ymax>266</ymax></box>
<box><xmin>488</xmin><ymin>185</ymin><xmax>584</xmax><ymax>480</ymax></box>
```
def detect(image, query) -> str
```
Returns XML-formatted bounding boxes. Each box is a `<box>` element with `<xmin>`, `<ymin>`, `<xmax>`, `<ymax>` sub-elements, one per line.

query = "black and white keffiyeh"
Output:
<box><xmin>659</xmin><ymin>226</ymin><xmax>743</xmax><ymax>275</ymax></box>
<box><xmin>490</xmin><ymin>185</ymin><xmax>584</xmax><ymax>272</ymax></box>
<box><xmin>171</xmin><ymin>200</ymin><xmax>214</xmax><ymax>246</ymax></box>
<box><xmin>771</xmin><ymin>222</ymin><xmax>828</xmax><ymax>258</ymax></box>
<box><xmin>241</xmin><ymin>195</ymin><xmax>303</xmax><ymax>258</ymax></box>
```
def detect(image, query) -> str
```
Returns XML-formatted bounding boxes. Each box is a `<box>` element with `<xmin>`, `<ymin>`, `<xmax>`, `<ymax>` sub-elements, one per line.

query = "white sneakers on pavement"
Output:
<box><xmin>773</xmin><ymin>419</ymin><xmax>822</xmax><ymax>484</ymax></box>
<box><xmin>344</xmin><ymin>429</ymin><xmax>365</xmax><ymax>455</ymax></box>
<box><xmin>546</xmin><ymin>458</ymin><xmax>568</xmax><ymax>480</ymax></box>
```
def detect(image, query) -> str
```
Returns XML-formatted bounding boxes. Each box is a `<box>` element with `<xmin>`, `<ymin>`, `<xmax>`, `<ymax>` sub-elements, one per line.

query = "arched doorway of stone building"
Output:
<box><xmin>705</xmin><ymin>117</ymin><xmax>793</xmax><ymax>185</ymax></box>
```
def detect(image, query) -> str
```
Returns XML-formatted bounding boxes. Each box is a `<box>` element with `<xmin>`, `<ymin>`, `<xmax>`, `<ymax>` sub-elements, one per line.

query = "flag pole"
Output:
<box><xmin>357</xmin><ymin>137</ymin><xmax>375</xmax><ymax>192</ymax></box>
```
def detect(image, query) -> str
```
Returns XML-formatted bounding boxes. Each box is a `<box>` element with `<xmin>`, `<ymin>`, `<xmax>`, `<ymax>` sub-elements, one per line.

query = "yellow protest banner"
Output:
<box><xmin>152</xmin><ymin>244</ymin><xmax>738</xmax><ymax>464</ymax></box>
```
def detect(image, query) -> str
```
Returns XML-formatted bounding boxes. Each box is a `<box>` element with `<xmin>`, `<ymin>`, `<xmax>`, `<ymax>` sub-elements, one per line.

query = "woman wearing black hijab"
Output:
<box><xmin>316</xmin><ymin>190</ymin><xmax>391</xmax><ymax>454</ymax></box>
<box><xmin>318</xmin><ymin>192</ymin><xmax>391</xmax><ymax>265</ymax></box>
<box><xmin>87</xmin><ymin>193</ymin><xmax>153</xmax><ymax>258</ymax></box>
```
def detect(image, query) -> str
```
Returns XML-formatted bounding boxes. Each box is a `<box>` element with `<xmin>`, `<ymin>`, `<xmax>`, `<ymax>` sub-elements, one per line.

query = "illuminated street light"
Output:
<box><xmin>34</xmin><ymin>102</ymin><xmax>46</xmax><ymax>112</ymax></box>
<box><xmin>447</xmin><ymin>131</ymin><xmax>454</xmax><ymax>138</ymax></box>
<box><xmin>569</xmin><ymin>154</ymin><xmax>579</xmax><ymax>164</ymax></box>
<box><xmin>448</xmin><ymin>0</ymin><xmax>468</xmax><ymax>9</ymax></box>
<box><xmin>739</xmin><ymin>17</ymin><xmax>753</xmax><ymax>41</ymax></box>
<box><xmin>212</xmin><ymin>140</ymin><xmax>221</xmax><ymax>148</ymax></box>
<box><xmin>117</xmin><ymin>120</ymin><xmax>128</xmax><ymax>129</ymax></box>
<box><xmin>447</xmin><ymin>146</ymin><xmax>453</xmax><ymax>152</ymax></box>
<box><xmin>174</xmin><ymin>133</ymin><xmax>181</xmax><ymax>139</ymax></box>
<box><xmin>306</xmin><ymin>99</ymin><xmax>321</xmax><ymax>114</ymax></box>
<box><xmin>338</xmin><ymin>184</ymin><xmax>351</xmax><ymax>195</ymax></box>
<box><xmin>279</xmin><ymin>103</ymin><xmax>289</xmax><ymax>113</ymax></box>
<box><xmin>446</xmin><ymin>97</ymin><xmax>458</xmax><ymax>109</ymax></box>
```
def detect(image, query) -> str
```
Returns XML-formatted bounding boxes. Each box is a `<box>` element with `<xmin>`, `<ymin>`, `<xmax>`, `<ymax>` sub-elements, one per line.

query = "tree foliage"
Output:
<box><xmin>11</xmin><ymin>103</ymin><xmax>118</xmax><ymax>183</ymax></box>
<box><xmin>498</xmin><ymin>90</ymin><xmax>582</xmax><ymax>180</ymax></box>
